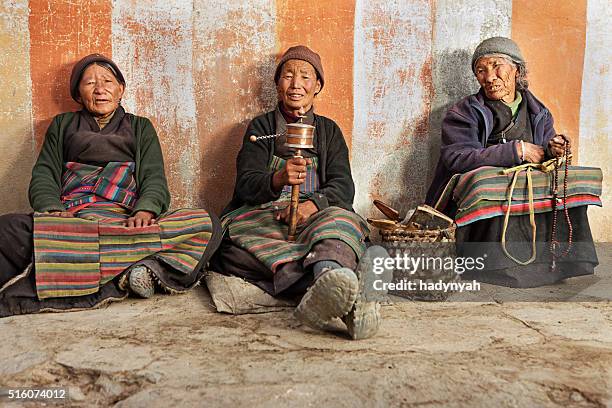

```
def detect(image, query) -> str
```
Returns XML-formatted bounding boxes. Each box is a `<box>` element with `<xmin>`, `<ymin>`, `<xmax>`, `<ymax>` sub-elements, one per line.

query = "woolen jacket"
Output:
<box><xmin>425</xmin><ymin>89</ymin><xmax>556</xmax><ymax>208</ymax></box>
<box><xmin>29</xmin><ymin>112</ymin><xmax>170</xmax><ymax>216</ymax></box>
<box><xmin>224</xmin><ymin>110</ymin><xmax>355</xmax><ymax>215</ymax></box>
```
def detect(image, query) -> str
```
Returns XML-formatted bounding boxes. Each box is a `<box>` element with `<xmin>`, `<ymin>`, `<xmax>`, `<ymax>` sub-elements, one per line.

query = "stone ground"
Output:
<box><xmin>1</xmin><ymin>245</ymin><xmax>611</xmax><ymax>408</ymax></box>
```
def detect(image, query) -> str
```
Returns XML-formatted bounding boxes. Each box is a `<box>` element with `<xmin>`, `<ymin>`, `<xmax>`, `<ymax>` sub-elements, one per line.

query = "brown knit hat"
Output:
<box><xmin>69</xmin><ymin>53</ymin><xmax>126</xmax><ymax>102</ymax></box>
<box><xmin>274</xmin><ymin>45</ymin><xmax>324</xmax><ymax>90</ymax></box>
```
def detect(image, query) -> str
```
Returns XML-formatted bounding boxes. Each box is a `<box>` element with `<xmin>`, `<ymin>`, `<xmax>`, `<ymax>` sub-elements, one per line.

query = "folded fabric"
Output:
<box><xmin>437</xmin><ymin>165</ymin><xmax>602</xmax><ymax>227</ymax></box>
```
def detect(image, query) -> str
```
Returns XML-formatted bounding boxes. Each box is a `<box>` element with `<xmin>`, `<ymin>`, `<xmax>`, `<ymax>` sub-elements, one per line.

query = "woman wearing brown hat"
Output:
<box><xmin>425</xmin><ymin>37</ymin><xmax>599</xmax><ymax>287</ymax></box>
<box><xmin>0</xmin><ymin>54</ymin><xmax>221</xmax><ymax>317</ymax></box>
<box><xmin>212</xmin><ymin>45</ymin><xmax>379</xmax><ymax>339</ymax></box>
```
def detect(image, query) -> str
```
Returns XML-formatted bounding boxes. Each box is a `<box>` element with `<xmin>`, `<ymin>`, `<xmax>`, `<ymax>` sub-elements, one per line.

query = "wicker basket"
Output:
<box><xmin>379</xmin><ymin>225</ymin><xmax>459</xmax><ymax>301</ymax></box>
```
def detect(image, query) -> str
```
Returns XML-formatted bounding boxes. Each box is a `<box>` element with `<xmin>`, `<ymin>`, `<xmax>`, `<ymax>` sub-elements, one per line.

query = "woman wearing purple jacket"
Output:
<box><xmin>426</xmin><ymin>37</ymin><xmax>598</xmax><ymax>287</ymax></box>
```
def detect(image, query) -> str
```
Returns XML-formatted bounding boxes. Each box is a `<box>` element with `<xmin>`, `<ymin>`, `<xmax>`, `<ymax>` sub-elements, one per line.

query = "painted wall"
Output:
<box><xmin>0</xmin><ymin>0</ymin><xmax>33</xmax><ymax>213</ymax></box>
<box><xmin>0</xmin><ymin>0</ymin><xmax>609</xmax><ymax>240</ymax></box>
<box><xmin>579</xmin><ymin>0</ymin><xmax>611</xmax><ymax>241</ymax></box>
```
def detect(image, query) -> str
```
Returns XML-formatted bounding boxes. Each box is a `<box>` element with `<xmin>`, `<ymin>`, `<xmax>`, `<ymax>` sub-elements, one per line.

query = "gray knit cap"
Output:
<box><xmin>471</xmin><ymin>37</ymin><xmax>525</xmax><ymax>72</ymax></box>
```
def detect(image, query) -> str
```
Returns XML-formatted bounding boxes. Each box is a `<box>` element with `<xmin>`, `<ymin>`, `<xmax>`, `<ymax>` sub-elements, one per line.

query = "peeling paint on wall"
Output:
<box><xmin>29</xmin><ymin>0</ymin><xmax>112</xmax><ymax>147</ymax></box>
<box><xmin>579</xmin><ymin>0</ymin><xmax>611</xmax><ymax>242</ymax></box>
<box><xmin>0</xmin><ymin>0</ymin><xmax>34</xmax><ymax>212</ymax></box>
<box><xmin>352</xmin><ymin>0</ymin><xmax>434</xmax><ymax>218</ymax></box>
<box><xmin>276</xmin><ymin>0</ymin><xmax>355</xmax><ymax>151</ymax></box>
<box><xmin>0</xmin><ymin>0</ymin><xmax>609</xmax><ymax>243</ymax></box>
<box><xmin>193</xmin><ymin>0</ymin><xmax>277</xmax><ymax>214</ymax></box>
<box><xmin>512</xmin><ymin>0</ymin><xmax>587</xmax><ymax>159</ymax></box>
<box><xmin>427</xmin><ymin>0</ymin><xmax>512</xmax><ymax>188</ymax></box>
<box><xmin>113</xmin><ymin>0</ymin><xmax>199</xmax><ymax>209</ymax></box>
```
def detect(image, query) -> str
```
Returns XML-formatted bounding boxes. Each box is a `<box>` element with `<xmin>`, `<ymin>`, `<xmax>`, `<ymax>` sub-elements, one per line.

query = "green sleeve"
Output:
<box><xmin>28</xmin><ymin>114</ymin><xmax>70</xmax><ymax>212</ymax></box>
<box><xmin>133</xmin><ymin>117</ymin><xmax>170</xmax><ymax>216</ymax></box>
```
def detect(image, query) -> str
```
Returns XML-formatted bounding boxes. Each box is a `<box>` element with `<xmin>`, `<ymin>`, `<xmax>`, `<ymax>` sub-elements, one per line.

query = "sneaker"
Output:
<box><xmin>128</xmin><ymin>265</ymin><xmax>155</xmax><ymax>299</ymax></box>
<box><xmin>293</xmin><ymin>267</ymin><xmax>358</xmax><ymax>331</ymax></box>
<box><xmin>343</xmin><ymin>246</ymin><xmax>391</xmax><ymax>340</ymax></box>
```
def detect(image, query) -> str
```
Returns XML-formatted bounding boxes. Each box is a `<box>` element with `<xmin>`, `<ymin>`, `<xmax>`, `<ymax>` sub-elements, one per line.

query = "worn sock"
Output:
<box><xmin>312</xmin><ymin>260</ymin><xmax>342</xmax><ymax>280</ymax></box>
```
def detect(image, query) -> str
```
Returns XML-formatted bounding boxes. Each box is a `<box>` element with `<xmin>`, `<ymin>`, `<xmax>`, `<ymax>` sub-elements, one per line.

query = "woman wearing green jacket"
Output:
<box><xmin>0</xmin><ymin>54</ymin><xmax>221</xmax><ymax>317</ymax></box>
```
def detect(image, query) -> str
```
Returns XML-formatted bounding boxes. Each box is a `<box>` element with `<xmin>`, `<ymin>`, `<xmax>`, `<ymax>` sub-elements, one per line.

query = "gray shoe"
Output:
<box><xmin>343</xmin><ymin>246</ymin><xmax>391</xmax><ymax>340</ymax></box>
<box><xmin>294</xmin><ymin>267</ymin><xmax>359</xmax><ymax>331</ymax></box>
<box><xmin>343</xmin><ymin>297</ymin><xmax>381</xmax><ymax>340</ymax></box>
<box><xmin>128</xmin><ymin>265</ymin><xmax>155</xmax><ymax>299</ymax></box>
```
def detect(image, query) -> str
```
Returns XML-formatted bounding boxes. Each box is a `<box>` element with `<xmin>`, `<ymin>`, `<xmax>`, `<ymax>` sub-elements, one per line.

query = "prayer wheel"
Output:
<box><xmin>248</xmin><ymin>120</ymin><xmax>315</xmax><ymax>242</ymax></box>
<box><xmin>285</xmin><ymin>122</ymin><xmax>314</xmax><ymax>149</ymax></box>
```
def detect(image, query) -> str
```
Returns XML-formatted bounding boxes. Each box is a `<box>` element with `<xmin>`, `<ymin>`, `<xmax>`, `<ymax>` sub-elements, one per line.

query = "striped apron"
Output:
<box><xmin>33</xmin><ymin>161</ymin><xmax>215</xmax><ymax>299</ymax></box>
<box><xmin>222</xmin><ymin>155</ymin><xmax>368</xmax><ymax>274</ymax></box>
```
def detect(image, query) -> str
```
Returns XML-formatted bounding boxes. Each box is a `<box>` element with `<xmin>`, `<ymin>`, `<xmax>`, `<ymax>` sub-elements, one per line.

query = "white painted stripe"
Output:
<box><xmin>579</xmin><ymin>0</ymin><xmax>612</xmax><ymax>241</ymax></box>
<box><xmin>112</xmin><ymin>0</ymin><xmax>199</xmax><ymax>208</ymax></box>
<box><xmin>427</xmin><ymin>0</ymin><xmax>512</xmax><ymax>198</ymax></box>
<box><xmin>352</xmin><ymin>0</ymin><xmax>434</xmax><ymax>218</ymax></box>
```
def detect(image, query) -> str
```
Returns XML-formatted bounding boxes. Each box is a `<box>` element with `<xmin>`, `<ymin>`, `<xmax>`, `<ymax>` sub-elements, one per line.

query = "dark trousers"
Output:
<box><xmin>0</xmin><ymin>213</ymin><xmax>33</xmax><ymax>288</ymax></box>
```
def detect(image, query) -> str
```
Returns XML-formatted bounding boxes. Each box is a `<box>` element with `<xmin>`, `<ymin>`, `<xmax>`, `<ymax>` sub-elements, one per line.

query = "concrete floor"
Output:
<box><xmin>1</xmin><ymin>245</ymin><xmax>611</xmax><ymax>407</ymax></box>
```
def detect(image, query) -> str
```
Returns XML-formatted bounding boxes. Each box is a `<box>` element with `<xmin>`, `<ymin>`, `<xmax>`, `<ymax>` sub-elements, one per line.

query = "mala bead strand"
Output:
<box><xmin>550</xmin><ymin>136</ymin><xmax>573</xmax><ymax>272</ymax></box>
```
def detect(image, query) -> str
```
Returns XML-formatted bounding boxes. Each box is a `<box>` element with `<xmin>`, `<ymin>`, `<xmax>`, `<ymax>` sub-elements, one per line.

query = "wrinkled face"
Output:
<box><xmin>276</xmin><ymin>59</ymin><xmax>321</xmax><ymax>115</ymax></box>
<box><xmin>77</xmin><ymin>63</ymin><xmax>125</xmax><ymax>117</ymax></box>
<box><xmin>474</xmin><ymin>56</ymin><xmax>518</xmax><ymax>103</ymax></box>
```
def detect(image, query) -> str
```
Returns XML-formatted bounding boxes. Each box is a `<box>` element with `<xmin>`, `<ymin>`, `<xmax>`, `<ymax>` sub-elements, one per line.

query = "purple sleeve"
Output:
<box><xmin>440</xmin><ymin>108</ymin><xmax>521</xmax><ymax>174</ymax></box>
<box><xmin>541</xmin><ymin>111</ymin><xmax>557</xmax><ymax>159</ymax></box>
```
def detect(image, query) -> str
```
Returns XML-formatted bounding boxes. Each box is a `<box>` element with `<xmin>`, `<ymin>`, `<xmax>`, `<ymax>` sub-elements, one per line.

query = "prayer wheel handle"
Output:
<box><xmin>287</xmin><ymin>149</ymin><xmax>302</xmax><ymax>242</ymax></box>
<box><xmin>285</xmin><ymin>117</ymin><xmax>315</xmax><ymax>242</ymax></box>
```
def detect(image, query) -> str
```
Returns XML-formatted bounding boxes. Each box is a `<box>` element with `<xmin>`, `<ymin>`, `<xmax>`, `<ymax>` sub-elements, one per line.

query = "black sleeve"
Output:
<box><xmin>234</xmin><ymin>118</ymin><xmax>282</xmax><ymax>206</ymax></box>
<box><xmin>308</xmin><ymin>120</ymin><xmax>354</xmax><ymax>211</ymax></box>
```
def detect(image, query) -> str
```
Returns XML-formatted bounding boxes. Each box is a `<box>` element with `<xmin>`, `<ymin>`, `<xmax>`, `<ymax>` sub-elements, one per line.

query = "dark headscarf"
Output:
<box><xmin>69</xmin><ymin>53</ymin><xmax>126</xmax><ymax>102</ymax></box>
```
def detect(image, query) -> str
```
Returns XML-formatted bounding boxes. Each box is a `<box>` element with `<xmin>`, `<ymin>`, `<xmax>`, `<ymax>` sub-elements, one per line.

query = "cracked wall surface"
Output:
<box><xmin>0</xmin><ymin>0</ymin><xmax>609</xmax><ymax>237</ymax></box>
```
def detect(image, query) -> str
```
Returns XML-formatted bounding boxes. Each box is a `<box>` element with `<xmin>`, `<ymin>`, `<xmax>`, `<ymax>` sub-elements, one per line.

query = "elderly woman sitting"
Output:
<box><xmin>426</xmin><ymin>37</ymin><xmax>600</xmax><ymax>287</ymax></box>
<box><xmin>0</xmin><ymin>54</ymin><xmax>220</xmax><ymax>317</ymax></box>
<box><xmin>212</xmin><ymin>46</ymin><xmax>377</xmax><ymax>339</ymax></box>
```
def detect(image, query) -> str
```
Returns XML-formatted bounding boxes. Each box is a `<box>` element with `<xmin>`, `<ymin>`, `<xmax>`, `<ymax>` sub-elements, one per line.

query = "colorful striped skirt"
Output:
<box><xmin>33</xmin><ymin>204</ymin><xmax>220</xmax><ymax>299</ymax></box>
<box><xmin>437</xmin><ymin>165</ymin><xmax>602</xmax><ymax>227</ymax></box>
<box><xmin>224</xmin><ymin>203</ymin><xmax>369</xmax><ymax>275</ymax></box>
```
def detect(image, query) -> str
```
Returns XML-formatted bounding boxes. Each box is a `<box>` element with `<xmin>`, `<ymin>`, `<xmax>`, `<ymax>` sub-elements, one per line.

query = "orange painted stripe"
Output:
<box><xmin>29</xmin><ymin>0</ymin><xmax>112</xmax><ymax>147</ymax></box>
<box><xmin>511</xmin><ymin>0</ymin><xmax>587</xmax><ymax>159</ymax></box>
<box><xmin>275</xmin><ymin>0</ymin><xmax>355</xmax><ymax>151</ymax></box>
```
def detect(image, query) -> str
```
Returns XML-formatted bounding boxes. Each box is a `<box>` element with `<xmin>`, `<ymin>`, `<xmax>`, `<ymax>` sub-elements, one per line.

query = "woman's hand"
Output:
<box><xmin>126</xmin><ymin>211</ymin><xmax>156</xmax><ymax>228</ymax></box>
<box><xmin>517</xmin><ymin>141</ymin><xmax>545</xmax><ymax>163</ymax></box>
<box><xmin>548</xmin><ymin>135</ymin><xmax>571</xmax><ymax>158</ymax></box>
<box><xmin>275</xmin><ymin>200</ymin><xmax>318</xmax><ymax>225</ymax></box>
<box><xmin>272</xmin><ymin>157</ymin><xmax>312</xmax><ymax>191</ymax></box>
<box><xmin>47</xmin><ymin>210</ymin><xmax>74</xmax><ymax>218</ymax></box>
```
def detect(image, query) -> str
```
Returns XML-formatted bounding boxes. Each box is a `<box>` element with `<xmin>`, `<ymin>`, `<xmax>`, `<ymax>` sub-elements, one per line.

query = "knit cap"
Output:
<box><xmin>274</xmin><ymin>45</ymin><xmax>324</xmax><ymax>90</ymax></box>
<box><xmin>471</xmin><ymin>37</ymin><xmax>525</xmax><ymax>72</ymax></box>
